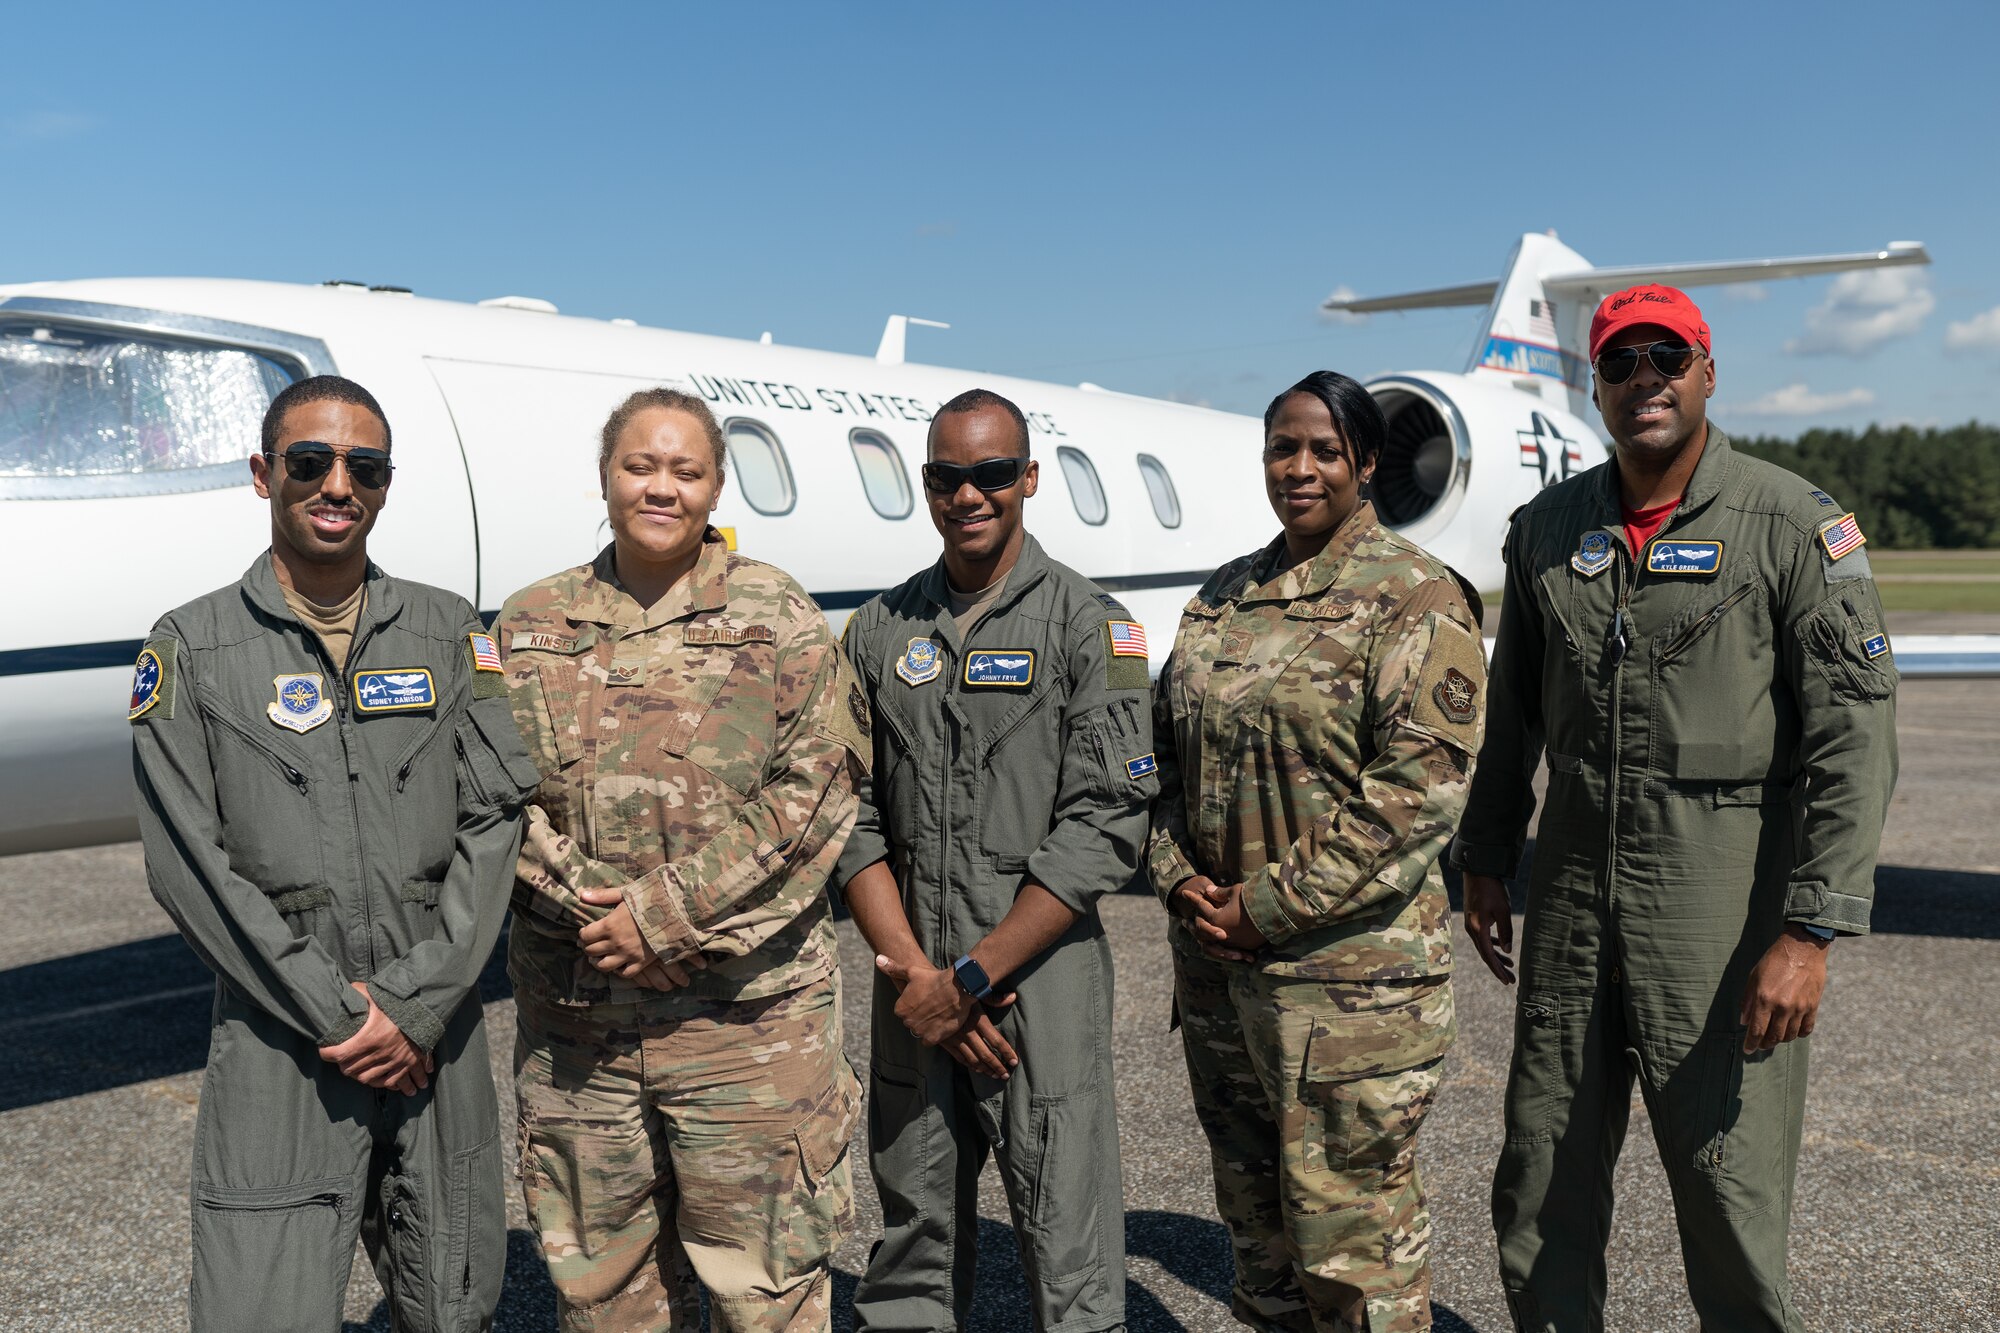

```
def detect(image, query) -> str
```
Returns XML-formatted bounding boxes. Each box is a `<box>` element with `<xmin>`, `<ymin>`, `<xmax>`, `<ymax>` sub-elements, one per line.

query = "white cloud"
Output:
<box><xmin>1319</xmin><ymin>285</ymin><xmax>1368</xmax><ymax>326</ymax></box>
<box><xmin>1725</xmin><ymin>383</ymin><xmax>1877</xmax><ymax>417</ymax></box>
<box><xmin>3</xmin><ymin>110</ymin><xmax>93</xmax><ymax>142</ymax></box>
<box><xmin>1944</xmin><ymin>305</ymin><xmax>2000</xmax><ymax>353</ymax></box>
<box><xmin>1784</xmin><ymin>269</ymin><xmax>1934</xmax><ymax>356</ymax></box>
<box><xmin>1722</xmin><ymin>282</ymin><xmax>1769</xmax><ymax>302</ymax></box>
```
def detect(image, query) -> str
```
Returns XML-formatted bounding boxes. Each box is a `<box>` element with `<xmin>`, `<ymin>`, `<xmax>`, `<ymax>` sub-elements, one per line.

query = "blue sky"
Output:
<box><xmin>4</xmin><ymin>2</ymin><xmax>1996</xmax><ymax>435</ymax></box>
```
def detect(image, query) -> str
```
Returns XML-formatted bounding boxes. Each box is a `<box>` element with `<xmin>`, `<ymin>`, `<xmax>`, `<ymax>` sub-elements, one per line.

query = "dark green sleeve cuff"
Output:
<box><xmin>1784</xmin><ymin>883</ymin><xmax>1873</xmax><ymax>937</ymax></box>
<box><xmin>316</xmin><ymin>1012</ymin><xmax>365</xmax><ymax>1048</ymax></box>
<box><xmin>366</xmin><ymin>982</ymin><xmax>446</xmax><ymax>1053</ymax></box>
<box><xmin>1450</xmin><ymin>838</ymin><xmax>1520</xmax><ymax>879</ymax></box>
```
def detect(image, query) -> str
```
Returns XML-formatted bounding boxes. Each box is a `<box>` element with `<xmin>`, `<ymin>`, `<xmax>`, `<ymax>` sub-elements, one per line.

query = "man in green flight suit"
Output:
<box><xmin>838</xmin><ymin>387</ymin><xmax>1157</xmax><ymax>1333</ymax></box>
<box><xmin>130</xmin><ymin>376</ymin><xmax>541</xmax><ymax>1332</ymax></box>
<box><xmin>1455</xmin><ymin>287</ymin><xmax>1899</xmax><ymax>1332</ymax></box>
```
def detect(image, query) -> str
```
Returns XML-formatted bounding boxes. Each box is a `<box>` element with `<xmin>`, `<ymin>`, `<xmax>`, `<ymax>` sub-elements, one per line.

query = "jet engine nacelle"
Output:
<box><xmin>1363</xmin><ymin>371</ymin><xmax>1608</xmax><ymax>594</ymax></box>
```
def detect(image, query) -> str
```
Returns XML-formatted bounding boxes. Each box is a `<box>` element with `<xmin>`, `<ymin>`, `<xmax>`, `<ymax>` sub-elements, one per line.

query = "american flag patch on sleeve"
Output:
<box><xmin>1818</xmin><ymin>513</ymin><xmax>1866</xmax><ymax>562</ymax></box>
<box><xmin>1108</xmin><ymin>620</ymin><xmax>1149</xmax><ymax>658</ymax></box>
<box><xmin>468</xmin><ymin>631</ymin><xmax>503</xmax><ymax>672</ymax></box>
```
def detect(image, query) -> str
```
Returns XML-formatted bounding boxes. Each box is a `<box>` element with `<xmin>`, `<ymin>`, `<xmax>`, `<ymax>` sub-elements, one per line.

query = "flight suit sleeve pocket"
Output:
<box><xmin>458</xmin><ymin>697</ymin><xmax>541</xmax><ymax>813</ymax></box>
<box><xmin>1797</xmin><ymin>599</ymin><xmax>1897</xmax><ymax>704</ymax></box>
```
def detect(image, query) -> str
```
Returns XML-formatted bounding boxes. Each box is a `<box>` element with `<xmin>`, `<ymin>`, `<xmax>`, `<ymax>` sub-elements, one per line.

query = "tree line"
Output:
<box><xmin>1730</xmin><ymin>421</ymin><xmax>2000</xmax><ymax>548</ymax></box>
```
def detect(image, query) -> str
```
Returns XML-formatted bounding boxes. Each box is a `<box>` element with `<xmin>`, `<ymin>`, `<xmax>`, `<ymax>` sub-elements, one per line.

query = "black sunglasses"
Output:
<box><xmin>267</xmin><ymin>441</ymin><xmax>394</xmax><ymax>489</ymax></box>
<box><xmin>921</xmin><ymin>456</ymin><xmax>1028</xmax><ymax>495</ymax></box>
<box><xmin>1594</xmin><ymin>339</ymin><xmax>1702</xmax><ymax>386</ymax></box>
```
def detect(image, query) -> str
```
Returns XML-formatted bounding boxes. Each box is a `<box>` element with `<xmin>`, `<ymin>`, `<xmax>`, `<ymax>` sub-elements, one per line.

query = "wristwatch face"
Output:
<box><xmin>953</xmin><ymin>956</ymin><xmax>990</xmax><ymax>998</ymax></box>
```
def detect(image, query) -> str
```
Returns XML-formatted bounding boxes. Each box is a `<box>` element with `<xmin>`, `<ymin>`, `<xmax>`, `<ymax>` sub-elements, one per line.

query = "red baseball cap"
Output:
<box><xmin>1588</xmin><ymin>284</ymin><xmax>1711</xmax><ymax>361</ymax></box>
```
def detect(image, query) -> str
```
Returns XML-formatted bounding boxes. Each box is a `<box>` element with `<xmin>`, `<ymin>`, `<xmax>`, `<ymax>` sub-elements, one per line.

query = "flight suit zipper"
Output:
<box><xmin>1657</xmin><ymin>584</ymin><xmax>1755</xmax><ymax>663</ymax></box>
<box><xmin>198</xmin><ymin>704</ymin><xmax>314</xmax><ymax>794</ymax></box>
<box><xmin>1603</xmin><ymin>547</ymin><xmax>1633</xmax><ymax>909</ymax></box>
<box><xmin>300</xmin><ymin>615</ymin><xmax>380</xmax><ymax>973</ymax></box>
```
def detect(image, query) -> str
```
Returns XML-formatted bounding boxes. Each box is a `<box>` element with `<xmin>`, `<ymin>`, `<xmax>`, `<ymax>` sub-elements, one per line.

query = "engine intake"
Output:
<box><xmin>1366</xmin><ymin>377</ymin><xmax>1470</xmax><ymax>531</ymax></box>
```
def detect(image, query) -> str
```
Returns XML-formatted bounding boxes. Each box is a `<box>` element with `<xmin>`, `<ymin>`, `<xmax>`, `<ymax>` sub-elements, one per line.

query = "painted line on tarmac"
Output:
<box><xmin>0</xmin><ymin>982</ymin><xmax>210</xmax><ymax>1035</ymax></box>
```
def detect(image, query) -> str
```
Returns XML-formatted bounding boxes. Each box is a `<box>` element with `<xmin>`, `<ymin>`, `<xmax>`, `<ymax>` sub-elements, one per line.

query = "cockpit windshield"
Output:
<box><xmin>0</xmin><ymin>319</ymin><xmax>300</xmax><ymax>497</ymax></box>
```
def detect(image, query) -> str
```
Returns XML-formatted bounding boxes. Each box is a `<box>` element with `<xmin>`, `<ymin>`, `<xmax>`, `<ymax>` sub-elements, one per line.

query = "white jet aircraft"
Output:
<box><xmin>0</xmin><ymin>232</ymin><xmax>1935</xmax><ymax>854</ymax></box>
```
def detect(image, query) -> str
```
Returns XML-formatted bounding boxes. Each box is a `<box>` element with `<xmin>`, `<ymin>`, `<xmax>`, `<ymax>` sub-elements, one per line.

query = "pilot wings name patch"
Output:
<box><xmin>1645</xmin><ymin>539</ymin><xmax>1723</xmax><ymax>577</ymax></box>
<box><xmin>963</xmin><ymin>650</ymin><xmax>1035</xmax><ymax>688</ymax></box>
<box><xmin>353</xmin><ymin>668</ymin><xmax>437</xmax><ymax>714</ymax></box>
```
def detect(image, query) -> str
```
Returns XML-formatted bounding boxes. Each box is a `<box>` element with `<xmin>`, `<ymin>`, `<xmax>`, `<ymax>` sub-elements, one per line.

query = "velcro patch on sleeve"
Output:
<box><xmin>818</xmin><ymin>652</ymin><xmax>873</xmax><ymax>774</ymax></box>
<box><xmin>128</xmin><ymin>637</ymin><xmax>178</xmax><ymax>722</ymax></box>
<box><xmin>466</xmin><ymin>633</ymin><xmax>508</xmax><ymax>699</ymax></box>
<box><xmin>1406</xmin><ymin>619</ymin><xmax>1485</xmax><ymax>750</ymax></box>
<box><xmin>1103</xmin><ymin>621</ymin><xmax>1150</xmax><ymax>692</ymax></box>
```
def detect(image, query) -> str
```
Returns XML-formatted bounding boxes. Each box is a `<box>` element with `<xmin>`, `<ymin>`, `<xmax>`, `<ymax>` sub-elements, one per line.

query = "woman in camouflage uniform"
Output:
<box><xmin>1148</xmin><ymin>371</ymin><xmax>1487</xmax><ymax>1333</ymax></box>
<box><xmin>499</xmin><ymin>389</ymin><xmax>870</xmax><ymax>1332</ymax></box>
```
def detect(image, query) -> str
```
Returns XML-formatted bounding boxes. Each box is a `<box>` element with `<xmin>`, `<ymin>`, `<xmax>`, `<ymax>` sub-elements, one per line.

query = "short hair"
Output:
<box><xmin>1263</xmin><ymin>371</ymin><xmax>1386</xmax><ymax>475</ymax></box>
<box><xmin>598</xmin><ymin>388</ymin><xmax>727</xmax><ymax>480</ymax></box>
<box><xmin>929</xmin><ymin>387</ymin><xmax>1031</xmax><ymax>457</ymax></box>
<box><xmin>262</xmin><ymin>375</ymin><xmax>392</xmax><ymax>455</ymax></box>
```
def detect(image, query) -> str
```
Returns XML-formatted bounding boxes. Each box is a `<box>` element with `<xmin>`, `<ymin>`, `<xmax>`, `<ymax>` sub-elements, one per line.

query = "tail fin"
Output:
<box><xmin>1322</xmin><ymin>234</ymin><xmax>1930</xmax><ymax>418</ymax></box>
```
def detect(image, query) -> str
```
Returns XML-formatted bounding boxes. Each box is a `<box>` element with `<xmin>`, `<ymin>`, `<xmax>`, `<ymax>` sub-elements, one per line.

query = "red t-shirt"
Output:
<box><xmin>1624</xmin><ymin>498</ymin><xmax>1679</xmax><ymax>561</ymax></box>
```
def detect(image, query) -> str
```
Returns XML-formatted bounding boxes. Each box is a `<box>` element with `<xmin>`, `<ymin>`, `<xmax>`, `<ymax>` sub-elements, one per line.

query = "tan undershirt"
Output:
<box><xmin>281</xmin><ymin>580</ymin><xmax>366</xmax><ymax>673</ymax></box>
<box><xmin>947</xmin><ymin>568</ymin><xmax>1011</xmax><ymax>641</ymax></box>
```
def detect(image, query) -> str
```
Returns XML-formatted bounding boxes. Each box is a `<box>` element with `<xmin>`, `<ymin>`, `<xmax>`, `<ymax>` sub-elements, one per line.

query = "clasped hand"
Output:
<box><xmin>875</xmin><ymin>955</ymin><xmax>1020</xmax><ymax>1082</ymax></box>
<box><xmin>318</xmin><ymin>982</ymin><xmax>430</xmax><ymax>1095</ymax></box>
<box><xmin>578</xmin><ymin>886</ymin><xmax>708</xmax><ymax>991</ymax></box>
<box><xmin>1175</xmin><ymin>876</ymin><xmax>1266</xmax><ymax>961</ymax></box>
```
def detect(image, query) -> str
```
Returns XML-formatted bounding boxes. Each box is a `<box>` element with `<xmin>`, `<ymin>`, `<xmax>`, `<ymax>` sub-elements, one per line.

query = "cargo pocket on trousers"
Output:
<box><xmin>191</xmin><ymin>1176</ymin><xmax>348</xmax><ymax>1319</ymax></box>
<box><xmin>798</xmin><ymin>1059</ymin><xmax>863</xmax><ymax>1195</ymax></box>
<box><xmin>1503</xmin><ymin>1000</ymin><xmax>1562</xmax><ymax>1143</ymax></box>
<box><xmin>868</xmin><ymin>1060</ymin><xmax>932</xmax><ymax>1229</ymax></box>
<box><xmin>1687</xmin><ymin>1032</ymin><xmax>1797</xmax><ymax>1220</ymax></box>
<box><xmin>1026</xmin><ymin>1092</ymin><xmax>1105</xmax><ymax>1285</ymax></box>
<box><xmin>446</xmin><ymin>1132</ymin><xmax>505</xmax><ymax>1320</ymax></box>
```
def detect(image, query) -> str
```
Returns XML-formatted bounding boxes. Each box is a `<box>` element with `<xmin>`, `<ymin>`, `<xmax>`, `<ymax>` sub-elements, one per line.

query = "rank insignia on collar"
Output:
<box><xmin>964</xmin><ymin>649</ymin><xmax>1035</xmax><ymax>688</ymax></box>
<box><xmin>1570</xmin><ymin>530</ymin><xmax>1615</xmax><ymax>578</ymax></box>
<box><xmin>269</xmin><ymin>673</ymin><xmax>333</xmax><ymax>733</ymax></box>
<box><xmin>896</xmin><ymin>638</ymin><xmax>943</xmax><ymax>686</ymax></box>
<box><xmin>353</xmin><ymin>668</ymin><xmax>436</xmax><ymax>714</ymax></box>
<box><xmin>1645</xmin><ymin>539</ymin><xmax>1723</xmax><ymax>576</ymax></box>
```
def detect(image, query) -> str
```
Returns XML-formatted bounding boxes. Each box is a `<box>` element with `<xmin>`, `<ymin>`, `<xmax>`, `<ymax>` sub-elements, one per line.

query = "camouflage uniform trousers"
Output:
<box><xmin>515</xmin><ymin>971</ymin><xmax>862</xmax><ymax>1332</ymax></box>
<box><xmin>1175</xmin><ymin>949</ymin><xmax>1455</xmax><ymax>1333</ymax></box>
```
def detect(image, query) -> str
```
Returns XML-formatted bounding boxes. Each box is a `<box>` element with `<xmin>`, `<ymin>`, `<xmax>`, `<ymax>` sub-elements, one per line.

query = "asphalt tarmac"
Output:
<box><xmin>1</xmin><ymin>679</ymin><xmax>1994</xmax><ymax>1332</ymax></box>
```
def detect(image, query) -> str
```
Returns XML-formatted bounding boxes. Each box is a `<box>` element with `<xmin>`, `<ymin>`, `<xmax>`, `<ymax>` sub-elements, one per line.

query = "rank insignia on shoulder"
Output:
<box><xmin>1809</xmin><ymin>488</ymin><xmax>1837</xmax><ymax>507</ymax></box>
<box><xmin>895</xmin><ymin>638</ymin><xmax>943</xmax><ymax>686</ymax></box>
<box><xmin>1107</xmin><ymin>619</ymin><xmax>1149</xmax><ymax>658</ymax></box>
<box><xmin>1863</xmin><ymin>633</ymin><xmax>1890</xmax><ymax>659</ymax></box>
<box><xmin>128</xmin><ymin>641</ymin><xmax>174</xmax><ymax>721</ymax></box>
<box><xmin>467</xmin><ymin>632</ymin><xmax>503</xmax><ymax>672</ymax></box>
<box><xmin>1818</xmin><ymin>513</ymin><xmax>1866</xmax><ymax>562</ymax></box>
<box><xmin>1570</xmin><ymin>530</ymin><xmax>1615</xmax><ymax>578</ymax></box>
<box><xmin>1645</xmin><ymin>539</ymin><xmax>1723</xmax><ymax>577</ymax></box>
<box><xmin>268</xmin><ymin>673</ymin><xmax>333</xmax><ymax>733</ymax></box>
<box><xmin>353</xmin><ymin>668</ymin><xmax>436</xmax><ymax>714</ymax></box>
<box><xmin>1096</xmin><ymin>592</ymin><xmax>1132</xmax><ymax>618</ymax></box>
<box><xmin>1126</xmin><ymin>752</ymin><xmax>1158</xmax><ymax>780</ymax></box>
<box><xmin>964</xmin><ymin>649</ymin><xmax>1035</xmax><ymax>688</ymax></box>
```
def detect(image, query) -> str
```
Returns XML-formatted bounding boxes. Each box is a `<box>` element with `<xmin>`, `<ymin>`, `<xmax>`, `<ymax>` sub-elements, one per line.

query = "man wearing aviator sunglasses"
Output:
<box><xmin>131</xmin><ymin>375</ymin><xmax>538</xmax><ymax>1328</ymax></box>
<box><xmin>1454</xmin><ymin>286</ymin><xmax>1898</xmax><ymax>1330</ymax></box>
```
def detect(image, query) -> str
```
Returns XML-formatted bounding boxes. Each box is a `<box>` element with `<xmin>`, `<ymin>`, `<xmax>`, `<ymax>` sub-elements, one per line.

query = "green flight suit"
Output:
<box><xmin>131</xmin><ymin>553</ymin><xmax>540</xmax><ymax>1333</ymax></box>
<box><xmin>1452</xmin><ymin>430</ymin><xmax>1899</xmax><ymax>1333</ymax></box>
<box><xmin>837</xmin><ymin>534</ymin><xmax>1158</xmax><ymax>1333</ymax></box>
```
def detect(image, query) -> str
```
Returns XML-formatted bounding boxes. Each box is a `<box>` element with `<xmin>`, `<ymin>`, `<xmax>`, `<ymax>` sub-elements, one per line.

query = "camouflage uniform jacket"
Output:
<box><xmin>1147</xmin><ymin>502</ymin><xmax>1487</xmax><ymax>979</ymax></box>
<box><xmin>498</xmin><ymin>531</ymin><xmax>870</xmax><ymax>1005</ymax></box>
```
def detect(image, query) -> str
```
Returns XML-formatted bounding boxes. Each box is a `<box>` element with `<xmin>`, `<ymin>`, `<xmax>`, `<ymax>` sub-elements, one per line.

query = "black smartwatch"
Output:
<box><xmin>951</xmin><ymin>954</ymin><xmax>995</xmax><ymax>1001</ymax></box>
<box><xmin>1796</xmin><ymin>922</ymin><xmax>1837</xmax><ymax>942</ymax></box>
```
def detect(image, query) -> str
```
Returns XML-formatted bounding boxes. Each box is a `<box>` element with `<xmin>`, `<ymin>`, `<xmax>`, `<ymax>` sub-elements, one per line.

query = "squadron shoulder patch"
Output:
<box><xmin>1570</xmin><ymin>530</ymin><xmax>1615</xmax><ymax>578</ymax></box>
<box><xmin>964</xmin><ymin>649</ymin><xmax>1035</xmax><ymax>688</ymax></box>
<box><xmin>1645</xmin><ymin>539</ymin><xmax>1723</xmax><ymax>577</ymax></box>
<box><xmin>128</xmin><ymin>638</ymin><xmax>178</xmax><ymax>722</ymax></box>
<box><xmin>268</xmin><ymin>673</ymin><xmax>333</xmax><ymax>733</ymax></box>
<box><xmin>1407</xmin><ymin>621</ymin><xmax>1485</xmax><ymax>749</ymax></box>
<box><xmin>896</xmin><ymin>637</ymin><xmax>943</xmax><ymax>686</ymax></box>
<box><xmin>353</xmin><ymin>668</ymin><xmax>436</xmax><ymax>714</ymax></box>
<box><xmin>1432</xmin><ymin>667</ymin><xmax>1479</xmax><ymax>723</ymax></box>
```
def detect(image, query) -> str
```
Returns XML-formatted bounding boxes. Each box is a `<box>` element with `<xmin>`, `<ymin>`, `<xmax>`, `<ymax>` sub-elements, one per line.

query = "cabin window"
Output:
<box><xmin>848</xmin><ymin>427</ymin><xmax>913</xmax><ymax>519</ymax></box>
<box><xmin>1055</xmin><ymin>445</ymin><xmax>1108</xmax><ymax>526</ymax></box>
<box><xmin>0</xmin><ymin>319</ymin><xmax>301</xmax><ymax>499</ymax></box>
<box><xmin>1137</xmin><ymin>453</ymin><xmax>1181</xmax><ymax>528</ymax></box>
<box><xmin>723</xmin><ymin>417</ymin><xmax>797</xmax><ymax>516</ymax></box>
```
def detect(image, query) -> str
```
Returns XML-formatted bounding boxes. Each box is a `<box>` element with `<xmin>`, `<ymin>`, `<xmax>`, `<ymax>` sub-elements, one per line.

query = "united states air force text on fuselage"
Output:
<box><xmin>688</xmin><ymin>373</ymin><xmax>1068</xmax><ymax>438</ymax></box>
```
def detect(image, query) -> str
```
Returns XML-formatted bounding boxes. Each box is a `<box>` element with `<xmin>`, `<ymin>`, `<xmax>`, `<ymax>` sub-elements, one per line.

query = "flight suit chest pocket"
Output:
<box><xmin>974</xmin><ymin>677</ymin><xmax>1063</xmax><ymax>867</ymax></box>
<box><xmin>199</xmin><ymin>703</ymin><xmax>326</xmax><ymax>899</ymax></box>
<box><xmin>656</xmin><ymin>626</ymin><xmax>778</xmax><ymax>798</ymax></box>
<box><xmin>1651</xmin><ymin>580</ymin><xmax>1778</xmax><ymax>779</ymax></box>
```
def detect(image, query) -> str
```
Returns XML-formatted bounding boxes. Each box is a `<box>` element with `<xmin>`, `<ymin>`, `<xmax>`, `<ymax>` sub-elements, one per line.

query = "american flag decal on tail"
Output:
<box><xmin>1108</xmin><ymin>620</ymin><xmax>1149</xmax><ymax>658</ymax></box>
<box><xmin>1818</xmin><ymin>513</ymin><xmax>1866</xmax><ymax>562</ymax></box>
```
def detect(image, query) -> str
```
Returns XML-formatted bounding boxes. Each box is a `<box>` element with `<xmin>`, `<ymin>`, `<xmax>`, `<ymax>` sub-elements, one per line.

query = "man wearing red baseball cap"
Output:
<box><xmin>1452</xmin><ymin>285</ymin><xmax>1899</xmax><ymax>1330</ymax></box>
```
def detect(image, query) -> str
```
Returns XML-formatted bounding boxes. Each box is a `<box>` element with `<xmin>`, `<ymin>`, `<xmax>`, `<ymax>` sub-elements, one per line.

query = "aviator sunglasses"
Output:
<box><xmin>921</xmin><ymin>456</ymin><xmax>1028</xmax><ymax>495</ymax></box>
<box><xmin>1593</xmin><ymin>338</ymin><xmax>1703</xmax><ymax>386</ymax></box>
<box><xmin>266</xmin><ymin>441</ymin><xmax>394</xmax><ymax>489</ymax></box>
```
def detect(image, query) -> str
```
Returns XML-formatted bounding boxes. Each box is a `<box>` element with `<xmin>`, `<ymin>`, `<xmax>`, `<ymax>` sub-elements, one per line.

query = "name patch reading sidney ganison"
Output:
<box><xmin>354</xmin><ymin>668</ymin><xmax>437</xmax><ymax>713</ymax></box>
<box><xmin>963</xmin><ymin>650</ymin><xmax>1035</xmax><ymax>687</ymax></box>
<box><xmin>1645</xmin><ymin>539</ymin><xmax>1723</xmax><ymax>576</ymax></box>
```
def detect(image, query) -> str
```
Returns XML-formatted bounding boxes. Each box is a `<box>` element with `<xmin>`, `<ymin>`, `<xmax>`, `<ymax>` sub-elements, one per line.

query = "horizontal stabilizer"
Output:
<box><xmin>1542</xmin><ymin>242</ymin><xmax>1930</xmax><ymax>298</ymax></box>
<box><xmin>1322</xmin><ymin>280</ymin><xmax>1497</xmax><ymax>314</ymax></box>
